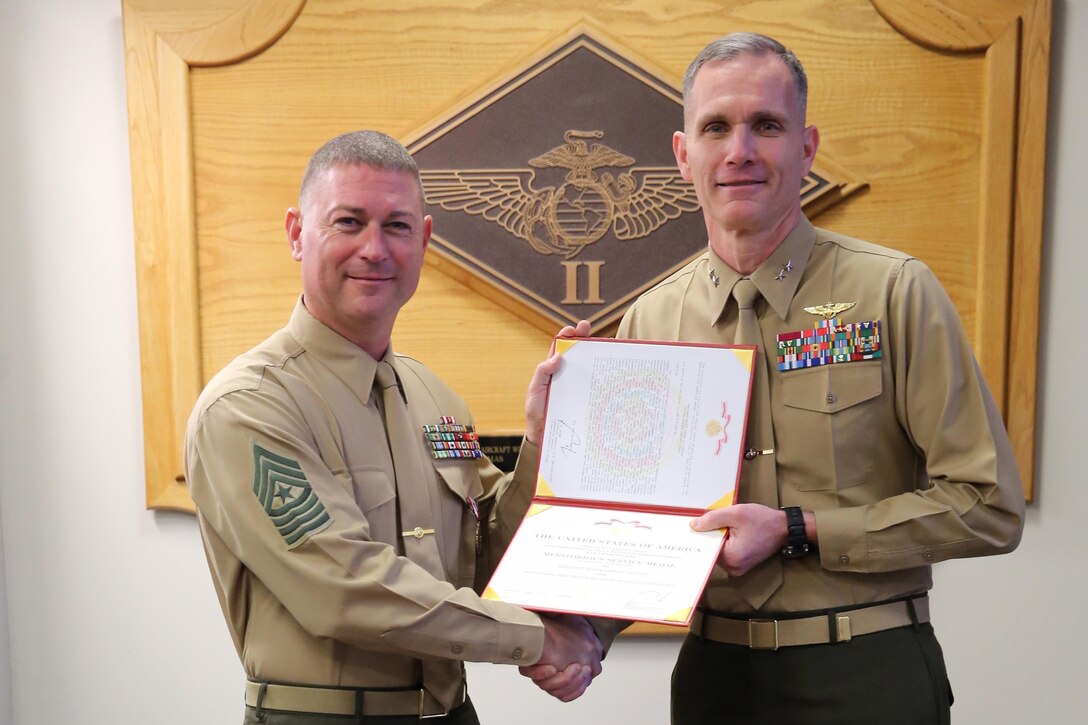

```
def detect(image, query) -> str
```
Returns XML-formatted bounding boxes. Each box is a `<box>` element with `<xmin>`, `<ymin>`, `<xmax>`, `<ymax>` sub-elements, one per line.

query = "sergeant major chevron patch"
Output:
<box><xmin>251</xmin><ymin>444</ymin><xmax>332</xmax><ymax>549</ymax></box>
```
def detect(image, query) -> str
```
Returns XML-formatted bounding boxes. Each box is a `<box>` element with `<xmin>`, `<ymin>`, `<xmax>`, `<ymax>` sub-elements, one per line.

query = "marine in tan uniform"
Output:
<box><xmin>528</xmin><ymin>33</ymin><xmax>1025</xmax><ymax>724</ymax></box>
<box><xmin>185</xmin><ymin>131</ymin><xmax>603</xmax><ymax>724</ymax></box>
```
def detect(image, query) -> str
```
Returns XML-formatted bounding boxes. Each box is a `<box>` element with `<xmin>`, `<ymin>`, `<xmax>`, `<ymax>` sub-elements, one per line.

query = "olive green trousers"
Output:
<box><xmin>672</xmin><ymin>622</ymin><xmax>952</xmax><ymax>724</ymax></box>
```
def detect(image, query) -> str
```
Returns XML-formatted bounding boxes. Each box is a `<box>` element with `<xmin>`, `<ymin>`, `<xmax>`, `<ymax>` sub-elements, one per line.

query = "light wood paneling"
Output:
<box><xmin>122</xmin><ymin>0</ymin><xmax>1048</xmax><ymax>512</ymax></box>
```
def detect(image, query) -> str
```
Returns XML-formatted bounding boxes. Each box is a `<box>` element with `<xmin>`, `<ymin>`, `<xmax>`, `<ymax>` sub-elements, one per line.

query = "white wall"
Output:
<box><xmin>0</xmin><ymin>1</ymin><xmax>1084</xmax><ymax>723</ymax></box>
<box><xmin>0</xmin><ymin>0</ymin><xmax>19</xmax><ymax>718</ymax></box>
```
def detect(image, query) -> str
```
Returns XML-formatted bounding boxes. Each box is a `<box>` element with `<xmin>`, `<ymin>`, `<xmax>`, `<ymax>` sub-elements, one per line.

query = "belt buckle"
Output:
<box><xmin>836</xmin><ymin>614</ymin><xmax>852</xmax><ymax>642</ymax></box>
<box><xmin>418</xmin><ymin>688</ymin><xmax>446</xmax><ymax>719</ymax></box>
<box><xmin>748</xmin><ymin>619</ymin><xmax>779</xmax><ymax>650</ymax></box>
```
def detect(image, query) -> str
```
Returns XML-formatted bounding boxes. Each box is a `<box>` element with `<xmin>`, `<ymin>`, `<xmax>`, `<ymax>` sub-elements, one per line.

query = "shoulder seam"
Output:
<box><xmin>813</xmin><ymin>235</ymin><xmax>915</xmax><ymax>263</ymax></box>
<box><xmin>637</xmin><ymin>257</ymin><xmax>704</xmax><ymax>301</ymax></box>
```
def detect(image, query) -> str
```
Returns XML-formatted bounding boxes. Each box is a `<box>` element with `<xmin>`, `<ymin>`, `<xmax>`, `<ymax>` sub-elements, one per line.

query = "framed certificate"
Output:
<box><xmin>483</xmin><ymin>337</ymin><xmax>754</xmax><ymax>625</ymax></box>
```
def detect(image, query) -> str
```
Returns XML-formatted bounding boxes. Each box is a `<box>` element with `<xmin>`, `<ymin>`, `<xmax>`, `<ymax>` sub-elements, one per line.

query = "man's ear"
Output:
<box><xmin>421</xmin><ymin>214</ymin><xmax>432</xmax><ymax>253</ymax></box>
<box><xmin>672</xmin><ymin>130</ymin><xmax>692</xmax><ymax>181</ymax></box>
<box><xmin>285</xmin><ymin>207</ymin><xmax>303</xmax><ymax>261</ymax></box>
<box><xmin>801</xmin><ymin>125</ymin><xmax>820</xmax><ymax>176</ymax></box>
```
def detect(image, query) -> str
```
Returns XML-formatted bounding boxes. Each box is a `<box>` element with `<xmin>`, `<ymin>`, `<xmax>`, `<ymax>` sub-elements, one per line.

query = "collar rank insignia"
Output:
<box><xmin>803</xmin><ymin>301</ymin><xmax>856</xmax><ymax>319</ymax></box>
<box><xmin>251</xmin><ymin>444</ymin><xmax>332</xmax><ymax>549</ymax></box>
<box><xmin>777</xmin><ymin>318</ymin><xmax>882</xmax><ymax>371</ymax></box>
<box><xmin>423</xmin><ymin>416</ymin><xmax>482</xmax><ymax>460</ymax></box>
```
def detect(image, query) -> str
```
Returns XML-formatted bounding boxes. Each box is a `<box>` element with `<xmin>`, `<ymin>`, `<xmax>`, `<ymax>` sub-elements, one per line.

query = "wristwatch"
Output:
<box><xmin>780</xmin><ymin>505</ymin><xmax>813</xmax><ymax>559</ymax></box>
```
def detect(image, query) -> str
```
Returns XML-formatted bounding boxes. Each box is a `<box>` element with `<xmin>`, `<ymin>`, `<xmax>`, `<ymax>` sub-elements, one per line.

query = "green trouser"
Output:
<box><xmin>243</xmin><ymin>697</ymin><xmax>481</xmax><ymax>725</ymax></box>
<box><xmin>672</xmin><ymin>623</ymin><xmax>953</xmax><ymax>725</ymax></box>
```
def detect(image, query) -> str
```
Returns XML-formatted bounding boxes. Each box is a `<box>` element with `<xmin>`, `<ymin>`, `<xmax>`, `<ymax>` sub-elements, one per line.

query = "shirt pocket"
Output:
<box><xmin>433</xmin><ymin>461</ymin><xmax>486</xmax><ymax>587</ymax></box>
<box><xmin>347</xmin><ymin>466</ymin><xmax>397</xmax><ymax>544</ymax></box>
<box><xmin>780</xmin><ymin>362</ymin><xmax>883</xmax><ymax>491</ymax></box>
<box><xmin>433</xmin><ymin>460</ymin><xmax>485</xmax><ymax>503</ymax></box>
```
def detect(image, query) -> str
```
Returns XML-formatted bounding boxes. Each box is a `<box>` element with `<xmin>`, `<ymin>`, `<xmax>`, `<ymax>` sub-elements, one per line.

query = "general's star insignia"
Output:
<box><xmin>708</xmin><ymin>268</ymin><xmax>720</xmax><ymax>287</ymax></box>
<box><xmin>804</xmin><ymin>302</ymin><xmax>857</xmax><ymax>319</ymax></box>
<box><xmin>252</xmin><ymin>444</ymin><xmax>332</xmax><ymax>549</ymax></box>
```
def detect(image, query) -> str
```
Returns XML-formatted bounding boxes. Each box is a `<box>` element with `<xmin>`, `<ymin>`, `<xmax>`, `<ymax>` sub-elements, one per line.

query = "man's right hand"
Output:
<box><xmin>519</xmin><ymin>614</ymin><xmax>603</xmax><ymax>702</ymax></box>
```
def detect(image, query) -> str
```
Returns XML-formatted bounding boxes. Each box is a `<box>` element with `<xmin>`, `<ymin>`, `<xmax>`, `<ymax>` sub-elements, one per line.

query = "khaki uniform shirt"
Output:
<box><xmin>618</xmin><ymin>217</ymin><xmax>1025</xmax><ymax>614</ymax></box>
<box><xmin>185</xmin><ymin>299</ymin><xmax>544</xmax><ymax>691</ymax></box>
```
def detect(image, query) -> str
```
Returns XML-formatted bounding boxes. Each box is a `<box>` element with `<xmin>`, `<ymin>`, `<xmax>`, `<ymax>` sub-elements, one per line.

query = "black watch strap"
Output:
<box><xmin>780</xmin><ymin>505</ymin><xmax>813</xmax><ymax>559</ymax></box>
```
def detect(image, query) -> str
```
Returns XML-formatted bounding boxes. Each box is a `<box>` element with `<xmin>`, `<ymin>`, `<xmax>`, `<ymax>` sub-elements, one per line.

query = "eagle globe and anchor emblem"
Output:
<box><xmin>421</xmin><ymin>130</ymin><xmax>700</xmax><ymax>260</ymax></box>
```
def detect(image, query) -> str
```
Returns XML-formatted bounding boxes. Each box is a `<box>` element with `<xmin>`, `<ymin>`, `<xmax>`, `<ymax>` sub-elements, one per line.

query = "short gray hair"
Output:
<box><xmin>682</xmin><ymin>32</ymin><xmax>808</xmax><ymax>119</ymax></box>
<box><xmin>298</xmin><ymin>130</ymin><xmax>423</xmax><ymax>207</ymax></box>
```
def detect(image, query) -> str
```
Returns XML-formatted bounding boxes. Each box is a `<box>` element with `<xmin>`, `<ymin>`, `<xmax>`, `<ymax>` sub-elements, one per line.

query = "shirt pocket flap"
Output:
<box><xmin>782</xmin><ymin>363</ymin><xmax>882</xmax><ymax>414</ymax></box>
<box><xmin>348</xmin><ymin>467</ymin><xmax>396</xmax><ymax>514</ymax></box>
<box><xmin>433</xmin><ymin>461</ymin><xmax>485</xmax><ymax>502</ymax></box>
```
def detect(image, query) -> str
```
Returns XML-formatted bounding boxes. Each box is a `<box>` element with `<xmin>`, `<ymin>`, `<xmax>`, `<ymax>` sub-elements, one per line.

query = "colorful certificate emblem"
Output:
<box><xmin>423</xmin><ymin>416</ymin><xmax>483</xmax><ymax>459</ymax></box>
<box><xmin>777</xmin><ymin>319</ymin><xmax>882</xmax><ymax>371</ymax></box>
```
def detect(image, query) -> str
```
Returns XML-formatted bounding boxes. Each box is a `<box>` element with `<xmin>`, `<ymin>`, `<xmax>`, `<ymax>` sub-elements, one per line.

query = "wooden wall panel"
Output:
<box><xmin>122</xmin><ymin>0</ymin><xmax>1048</xmax><ymax>511</ymax></box>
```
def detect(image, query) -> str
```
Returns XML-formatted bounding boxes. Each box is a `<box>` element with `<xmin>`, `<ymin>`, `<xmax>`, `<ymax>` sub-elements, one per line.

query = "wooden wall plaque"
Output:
<box><xmin>122</xmin><ymin>0</ymin><xmax>1049</xmax><ymax>513</ymax></box>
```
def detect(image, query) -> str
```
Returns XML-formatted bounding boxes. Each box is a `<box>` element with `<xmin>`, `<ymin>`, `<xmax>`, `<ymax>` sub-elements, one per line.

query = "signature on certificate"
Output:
<box><xmin>626</xmin><ymin>590</ymin><xmax>668</xmax><ymax>610</ymax></box>
<box><xmin>552</xmin><ymin>419</ymin><xmax>582</xmax><ymax>456</ymax></box>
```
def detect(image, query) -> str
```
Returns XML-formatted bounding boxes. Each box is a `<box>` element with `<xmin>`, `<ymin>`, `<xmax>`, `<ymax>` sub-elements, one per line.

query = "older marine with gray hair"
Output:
<box><xmin>524</xmin><ymin>31</ymin><xmax>1025</xmax><ymax>724</ymax></box>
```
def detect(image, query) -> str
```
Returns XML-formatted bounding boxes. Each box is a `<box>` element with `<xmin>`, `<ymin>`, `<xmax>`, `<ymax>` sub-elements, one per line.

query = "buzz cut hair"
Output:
<box><xmin>298</xmin><ymin>130</ymin><xmax>424</xmax><ymax>208</ymax></box>
<box><xmin>681</xmin><ymin>32</ymin><xmax>808</xmax><ymax>120</ymax></box>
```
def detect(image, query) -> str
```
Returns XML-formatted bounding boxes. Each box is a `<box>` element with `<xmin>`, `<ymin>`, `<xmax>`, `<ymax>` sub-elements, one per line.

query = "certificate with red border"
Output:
<box><xmin>483</xmin><ymin>337</ymin><xmax>754</xmax><ymax>625</ymax></box>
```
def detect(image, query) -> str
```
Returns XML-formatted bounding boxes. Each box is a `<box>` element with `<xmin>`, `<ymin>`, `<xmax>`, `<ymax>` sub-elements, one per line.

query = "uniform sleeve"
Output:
<box><xmin>474</xmin><ymin>438</ymin><xmax>539</xmax><ymax>584</ymax></box>
<box><xmin>186</xmin><ymin>386</ymin><xmax>545</xmax><ymax>665</ymax></box>
<box><xmin>815</xmin><ymin>260</ymin><xmax>1025</xmax><ymax>572</ymax></box>
<box><xmin>617</xmin><ymin>304</ymin><xmax>638</xmax><ymax>339</ymax></box>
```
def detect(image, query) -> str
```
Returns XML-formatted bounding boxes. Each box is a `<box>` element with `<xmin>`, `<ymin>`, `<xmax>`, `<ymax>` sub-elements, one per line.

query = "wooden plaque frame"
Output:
<box><xmin>121</xmin><ymin>0</ymin><xmax>1049</xmax><ymax>512</ymax></box>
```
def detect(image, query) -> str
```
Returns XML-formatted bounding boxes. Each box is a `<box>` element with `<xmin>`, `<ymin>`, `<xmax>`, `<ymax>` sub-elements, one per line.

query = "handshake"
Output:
<box><xmin>520</xmin><ymin>613</ymin><xmax>605</xmax><ymax>702</ymax></box>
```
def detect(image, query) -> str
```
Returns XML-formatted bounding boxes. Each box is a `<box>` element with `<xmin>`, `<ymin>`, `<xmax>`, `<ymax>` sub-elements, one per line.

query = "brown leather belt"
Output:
<box><xmin>244</xmin><ymin>679</ymin><xmax>464</xmax><ymax>719</ymax></box>
<box><xmin>690</xmin><ymin>595</ymin><xmax>929</xmax><ymax>650</ymax></box>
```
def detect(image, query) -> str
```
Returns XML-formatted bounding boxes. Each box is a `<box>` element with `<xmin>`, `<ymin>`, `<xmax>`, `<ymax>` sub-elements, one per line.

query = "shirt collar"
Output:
<box><xmin>704</xmin><ymin>216</ymin><xmax>817</xmax><ymax>325</ymax></box>
<box><xmin>285</xmin><ymin>296</ymin><xmax>395</xmax><ymax>405</ymax></box>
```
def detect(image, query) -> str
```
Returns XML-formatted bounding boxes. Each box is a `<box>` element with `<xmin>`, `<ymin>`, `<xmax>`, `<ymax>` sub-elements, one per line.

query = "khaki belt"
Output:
<box><xmin>244</xmin><ymin>680</ymin><xmax>464</xmax><ymax>719</ymax></box>
<box><xmin>691</xmin><ymin>595</ymin><xmax>929</xmax><ymax>650</ymax></box>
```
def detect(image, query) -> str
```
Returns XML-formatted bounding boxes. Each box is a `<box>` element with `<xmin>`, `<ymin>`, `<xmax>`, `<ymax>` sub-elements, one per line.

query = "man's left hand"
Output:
<box><xmin>690</xmin><ymin>504</ymin><xmax>788</xmax><ymax>577</ymax></box>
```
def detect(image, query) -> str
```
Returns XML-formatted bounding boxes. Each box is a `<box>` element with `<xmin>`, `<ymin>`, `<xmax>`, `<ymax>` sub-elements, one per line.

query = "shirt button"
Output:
<box><xmin>839</xmin><ymin>555</ymin><xmax>850</xmax><ymax>564</ymax></box>
<box><xmin>826</xmin><ymin>392</ymin><xmax>837</xmax><ymax>404</ymax></box>
<box><xmin>924</xmin><ymin>551</ymin><xmax>935</xmax><ymax>561</ymax></box>
<box><xmin>451</xmin><ymin>644</ymin><xmax>464</xmax><ymax>655</ymax></box>
<box><xmin>512</xmin><ymin>647</ymin><xmax>524</xmax><ymax>660</ymax></box>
